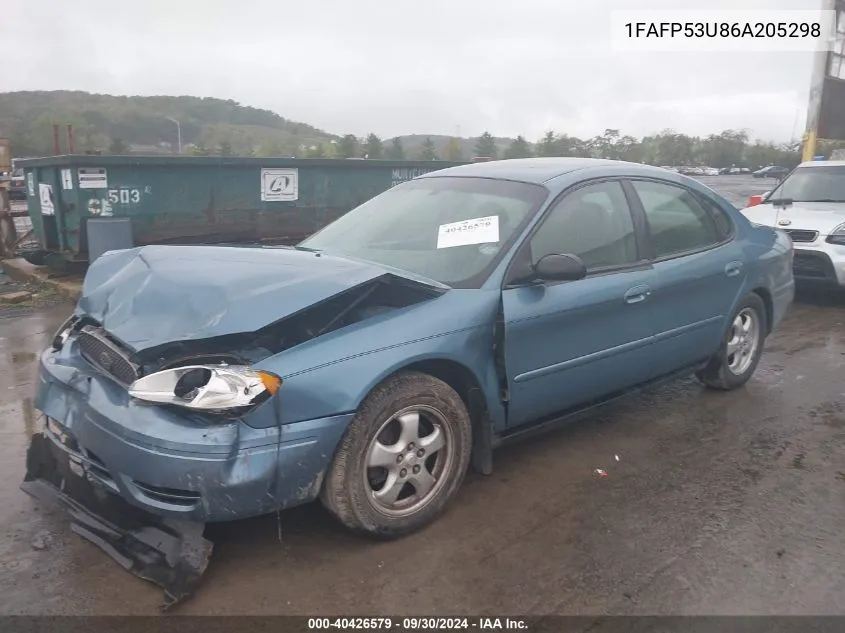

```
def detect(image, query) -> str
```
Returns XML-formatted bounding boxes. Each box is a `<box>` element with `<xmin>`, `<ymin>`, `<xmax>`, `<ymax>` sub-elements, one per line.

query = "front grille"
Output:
<box><xmin>784</xmin><ymin>229</ymin><xmax>819</xmax><ymax>243</ymax></box>
<box><xmin>77</xmin><ymin>326</ymin><xmax>140</xmax><ymax>385</ymax></box>
<box><xmin>793</xmin><ymin>252</ymin><xmax>834</xmax><ymax>280</ymax></box>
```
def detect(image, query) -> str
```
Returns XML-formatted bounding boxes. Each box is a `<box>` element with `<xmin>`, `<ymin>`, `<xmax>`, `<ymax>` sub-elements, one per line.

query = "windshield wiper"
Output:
<box><xmin>800</xmin><ymin>199</ymin><xmax>845</xmax><ymax>203</ymax></box>
<box><xmin>765</xmin><ymin>198</ymin><xmax>793</xmax><ymax>207</ymax></box>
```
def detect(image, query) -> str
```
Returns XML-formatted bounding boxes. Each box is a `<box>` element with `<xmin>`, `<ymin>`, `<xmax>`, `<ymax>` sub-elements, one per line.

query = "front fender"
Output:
<box><xmin>253</xmin><ymin>324</ymin><xmax>503</xmax><ymax>431</ymax></box>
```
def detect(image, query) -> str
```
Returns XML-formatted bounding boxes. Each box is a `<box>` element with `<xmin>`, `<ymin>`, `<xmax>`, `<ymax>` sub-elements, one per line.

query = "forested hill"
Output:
<box><xmin>1</xmin><ymin>90</ymin><xmax>832</xmax><ymax>166</ymax></box>
<box><xmin>0</xmin><ymin>90</ymin><xmax>337</xmax><ymax>157</ymax></box>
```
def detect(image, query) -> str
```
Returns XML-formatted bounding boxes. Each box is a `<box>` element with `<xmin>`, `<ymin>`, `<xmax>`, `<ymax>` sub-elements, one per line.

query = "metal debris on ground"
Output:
<box><xmin>30</xmin><ymin>530</ymin><xmax>52</xmax><ymax>551</ymax></box>
<box><xmin>21</xmin><ymin>434</ymin><xmax>213</xmax><ymax>610</ymax></box>
<box><xmin>595</xmin><ymin>469</ymin><xmax>609</xmax><ymax>478</ymax></box>
<box><xmin>615</xmin><ymin>454</ymin><xmax>620</xmax><ymax>462</ymax></box>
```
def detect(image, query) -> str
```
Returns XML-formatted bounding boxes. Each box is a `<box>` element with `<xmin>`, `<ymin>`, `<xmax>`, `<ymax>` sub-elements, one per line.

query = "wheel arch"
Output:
<box><xmin>362</xmin><ymin>356</ymin><xmax>496</xmax><ymax>475</ymax></box>
<box><xmin>400</xmin><ymin>358</ymin><xmax>483</xmax><ymax>409</ymax></box>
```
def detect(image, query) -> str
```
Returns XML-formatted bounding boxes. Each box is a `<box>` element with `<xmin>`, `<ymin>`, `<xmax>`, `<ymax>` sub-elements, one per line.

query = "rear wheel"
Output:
<box><xmin>696</xmin><ymin>293</ymin><xmax>767</xmax><ymax>390</ymax></box>
<box><xmin>320</xmin><ymin>371</ymin><xmax>472</xmax><ymax>538</ymax></box>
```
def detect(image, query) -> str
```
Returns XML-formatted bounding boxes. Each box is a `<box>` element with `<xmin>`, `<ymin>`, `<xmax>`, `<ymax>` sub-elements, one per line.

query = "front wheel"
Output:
<box><xmin>696</xmin><ymin>293</ymin><xmax>767</xmax><ymax>390</ymax></box>
<box><xmin>320</xmin><ymin>371</ymin><xmax>472</xmax><ymax>538</ymax></box>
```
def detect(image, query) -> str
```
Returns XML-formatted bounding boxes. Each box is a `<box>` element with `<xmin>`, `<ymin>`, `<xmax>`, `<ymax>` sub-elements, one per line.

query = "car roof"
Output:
<box><xmin>797</xmin><ymin>160</ymin><xmax>845</xmax><ymax>168</ymax></box>
<box><xmin>417</xmin><ymin>157</ymin><xmax>668</xmax><ymax>185</ymax></box>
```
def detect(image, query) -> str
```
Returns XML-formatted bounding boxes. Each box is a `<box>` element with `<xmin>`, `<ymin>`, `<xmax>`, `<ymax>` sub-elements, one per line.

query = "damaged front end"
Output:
<box><xmin>22</xmin><ymin>244</ymin><xmax>448</xmax><ymax>607</ymax></box>
<box><xmin>21</xmin><ymin>429</ymin><xmax>212</xmax><ymax>610</ymax></box>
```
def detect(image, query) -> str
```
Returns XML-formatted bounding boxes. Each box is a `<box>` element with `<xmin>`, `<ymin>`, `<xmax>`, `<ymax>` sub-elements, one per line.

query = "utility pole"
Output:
<box><xmin>802</xmin><ymin>0</ymin><xmax>838</xmax><ymax>162</ymax></box>
<box><xmin>167</xmin><ymin>117</ymin><xmax>182</xmax><ymax>154</ymax></box>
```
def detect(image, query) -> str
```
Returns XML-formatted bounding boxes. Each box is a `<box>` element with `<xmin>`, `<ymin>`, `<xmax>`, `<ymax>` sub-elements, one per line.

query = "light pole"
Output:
<box><xmin>802</xmin><ymin>0</ymin><xmax>839</xmax><ymax>161</ymax></box>
<box><xmin>166</xmin><ymin>117</ymin><xmax>182</xmax><ymax>154</ymax></box>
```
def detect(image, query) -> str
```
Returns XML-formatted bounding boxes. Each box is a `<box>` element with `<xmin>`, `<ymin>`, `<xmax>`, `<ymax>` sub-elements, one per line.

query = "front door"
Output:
<box><xmin>502</xmin><ymin>180</ymin><xmax>658</xmax><ymax>428</ymax></box>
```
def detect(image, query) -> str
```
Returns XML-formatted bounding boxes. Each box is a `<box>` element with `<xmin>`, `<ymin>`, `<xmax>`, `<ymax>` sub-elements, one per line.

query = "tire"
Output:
<box><xmin>320</xmin><ymin>371</ymin><xmax>472</xmax><ymax>538</ymax></box>
<box><xmin>696</xmin><ymin>293</ymin><xmax>767</xmax><ymax>390</ymax></box>
<box><xmin>22</xmin><ymin>250</ymin><xmax>48</xmax><ymax>266</ymax></box>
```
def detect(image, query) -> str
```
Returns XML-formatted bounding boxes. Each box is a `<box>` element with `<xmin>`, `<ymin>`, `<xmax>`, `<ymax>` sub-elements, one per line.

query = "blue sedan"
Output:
<box><xmin>24</xmin><ymin>158</ymin><xmax>794</xmax><ymax>602</ymax></box>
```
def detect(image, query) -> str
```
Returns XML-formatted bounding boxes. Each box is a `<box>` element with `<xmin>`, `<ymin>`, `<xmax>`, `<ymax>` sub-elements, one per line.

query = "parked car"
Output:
<box><xmin>24</xmin><ymin>157</ymin><xmax>795</xmax><ymax>604</ymax></box>
<box><xmin>740</xmin><ymin>160</ymin><xmax>845</xmax><ymax>287</ymax></box>
<box><xmin>753</xmin><ymin>166</ymin><xmax>791</xmax><ymax>180</ymax></box>
<box><xmin>719</xmin><ymin>166</ymin><xmax>750</xmax><ymax>175</ymax></box>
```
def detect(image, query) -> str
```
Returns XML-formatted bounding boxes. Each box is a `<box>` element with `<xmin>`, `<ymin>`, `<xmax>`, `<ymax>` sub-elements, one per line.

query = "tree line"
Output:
<box><xmin>6</xmin><ymin>93</ymin><xmax>844</xmax><ymax>167</ymax></box>
<box><xmin>188</xmin><ymin>128</ymin><xmax>845</xmax><ymax>168</ymax></box>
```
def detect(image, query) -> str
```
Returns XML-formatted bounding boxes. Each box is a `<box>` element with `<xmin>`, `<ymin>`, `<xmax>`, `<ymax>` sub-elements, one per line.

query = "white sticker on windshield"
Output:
<box><xmin>437</xmin><ymin>215</ymin><xmax>499</xmax><ymax>249</ymax></box>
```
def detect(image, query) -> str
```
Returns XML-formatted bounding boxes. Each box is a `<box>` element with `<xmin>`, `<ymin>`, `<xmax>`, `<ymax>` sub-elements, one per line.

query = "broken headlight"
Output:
<box><xmin>128</xmin><ymin>364</ymin><xmax>281</xmax><ymax>412</ymax></box>
<box><xmin>52</xmin><ymin>315</ymin><xmax>80</xmax><ymax>351</ymax></box>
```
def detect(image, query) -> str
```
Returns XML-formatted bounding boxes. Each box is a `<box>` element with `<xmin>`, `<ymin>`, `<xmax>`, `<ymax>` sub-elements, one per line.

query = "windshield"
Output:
<box><xmin>765</xmin><ymin>165</ymin><xmax>845</xmax><ymax>203</ymax></box>
<box><xmin>299</xmin><ymin>176</ymin><xmax>548</xmax><ymax>288</ymax></box>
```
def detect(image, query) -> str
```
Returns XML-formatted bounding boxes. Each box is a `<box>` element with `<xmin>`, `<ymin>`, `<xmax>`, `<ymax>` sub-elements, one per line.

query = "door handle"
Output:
<box><xmin>624</xmin><ymin>284</ymin><xmax>651</xmax><ymax>304</ymax></box>
<box><xmin>725</xmin><ymin>261</ymin><xmax>743</xmax><ymax>277</ymax></box>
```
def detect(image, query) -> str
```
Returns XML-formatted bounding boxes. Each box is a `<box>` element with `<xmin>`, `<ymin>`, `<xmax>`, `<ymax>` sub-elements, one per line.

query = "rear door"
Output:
<box><xmin>502</xmin><ymin>179</ymin><xmax>658</xmax><ymax>428</ymax></box>
<box><xmin>626</xmin><ymin>178</ymin><xmax>744</xmax><ymax>377</ymax></box>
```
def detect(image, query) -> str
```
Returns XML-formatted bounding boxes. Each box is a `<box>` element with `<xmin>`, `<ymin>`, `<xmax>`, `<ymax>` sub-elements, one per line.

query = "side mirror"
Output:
<box><xmin>534</xmin><ymin>253</ymin><xmax>587</xmax><ymax>282</ymax></box>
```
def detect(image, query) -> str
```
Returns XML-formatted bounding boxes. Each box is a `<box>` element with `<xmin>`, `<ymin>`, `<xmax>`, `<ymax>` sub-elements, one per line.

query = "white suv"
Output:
<box><xmin>740</xmin><ymin>160</ymin><xmax>845</xmax><ymax>287</ymax></box>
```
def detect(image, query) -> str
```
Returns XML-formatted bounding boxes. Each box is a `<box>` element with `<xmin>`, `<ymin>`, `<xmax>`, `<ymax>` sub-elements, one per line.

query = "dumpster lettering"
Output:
<box><xmin>87</xmin><ymin>198</ymin><xmax>113</xmax><ymax>217</ymax></box>
<box><xmin>108</xmin><ymin>188</ymin><xmax>142</xmax><ymax>205</ymax></box>
<box><xmin>391</xmin><ymin>168</ymin><xmax>431</xmax><ymax>187</ymax></box>
<box><xmin>261</xmin><ymin>168</ymin><xmax>298</xmax><ymax>202</ymax></box>
<box><xmin>39</xmin><ymin>184</ymin><xmax>55</xmax><ymax>216</ymax></box>
<box><xmin>60</xmin><ymin>169</ymin><xmax>73</xmax><ymax>190</ymax></box>
<box><xmin>78</xmin><ymin>168</ymin><xmax>108</xmax><ymax>189</ymax></box>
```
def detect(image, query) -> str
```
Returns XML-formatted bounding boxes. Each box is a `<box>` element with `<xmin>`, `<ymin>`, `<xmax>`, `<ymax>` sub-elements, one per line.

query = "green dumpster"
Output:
<box><xmin>16</xmin><ymin>155</ymin><xmax>464</xmax><ymax>267</ymax></box>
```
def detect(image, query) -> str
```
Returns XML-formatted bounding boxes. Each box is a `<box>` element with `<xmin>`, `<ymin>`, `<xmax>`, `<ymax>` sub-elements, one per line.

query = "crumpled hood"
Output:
<box><xmin>77</xmin><ymin>245</ymin><xmax>441</xmax><ymax>352</ymax></box>
<box><xmin>740</xmin><ymin>201</ymin><xmax>845</xmax><ymax>235</ymax></box>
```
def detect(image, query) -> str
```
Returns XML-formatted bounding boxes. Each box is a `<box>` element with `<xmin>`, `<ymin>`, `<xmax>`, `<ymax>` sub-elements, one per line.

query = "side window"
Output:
<box><xmin>631</xmin><ymin>180</ymin><xmax>723</xmax><ymax>259</ymax></box>
<box><xmin>702</xmin><ymin>196</ymin><xmax>734</xmax><ymax>240</ymax></box>
<box><xmin>529</xmin><ymin>181</ymin><xmax>638</xmax><ymax>271</ymax></box>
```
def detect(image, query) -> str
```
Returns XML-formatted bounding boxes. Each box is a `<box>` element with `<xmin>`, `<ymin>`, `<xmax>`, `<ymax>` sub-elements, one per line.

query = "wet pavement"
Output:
<box><xmin>2</xmin><ymin>175</ymin><xmax>844</xmax><ymax>616</ymax></box>
<box><xmin>695</xmin><ymin>174</ymin><xmax>774</xmax><ymax>208</ymax></box>
<box><xmin>3</xmin><ymin>288</ymin><xmax>845</xmax><ymax>616</ymax></box>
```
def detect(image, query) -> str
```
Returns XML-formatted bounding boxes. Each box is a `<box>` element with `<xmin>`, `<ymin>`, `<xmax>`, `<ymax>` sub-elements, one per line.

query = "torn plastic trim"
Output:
<box><xmin>21</xmin><ymin>432</ymin><xmax>212</xmax><ymax>611</ymax></box>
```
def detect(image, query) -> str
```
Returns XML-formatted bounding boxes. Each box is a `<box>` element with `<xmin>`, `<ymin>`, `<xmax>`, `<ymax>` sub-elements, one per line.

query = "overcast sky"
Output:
<box><xmin>3</xmin><ymin>0</ymin><xmax>828</xmax><ymax>143</ymax></box>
